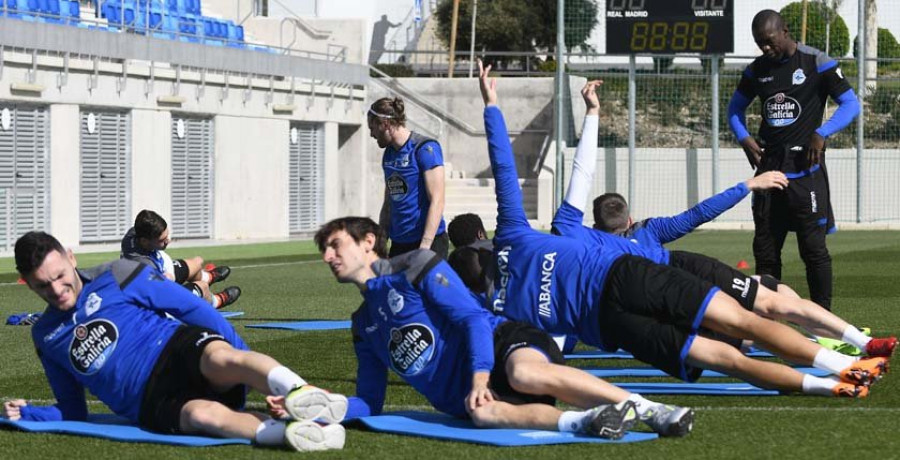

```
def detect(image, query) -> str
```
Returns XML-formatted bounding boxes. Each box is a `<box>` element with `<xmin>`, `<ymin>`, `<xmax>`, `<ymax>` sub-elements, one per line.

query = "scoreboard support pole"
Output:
<box><xmin>711</xmin><ymin>53</ymin><xmax>720</xmax><ymax>194</ymax></box>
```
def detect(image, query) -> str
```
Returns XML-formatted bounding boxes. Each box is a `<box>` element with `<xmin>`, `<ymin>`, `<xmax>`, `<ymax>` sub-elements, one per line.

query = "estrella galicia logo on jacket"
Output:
<box><xmin>387</xmin><ymin>172</ymin><xmax>409</xmax><ymax>201</ymax></box>
<box><xmin>69</xmin><ymin>319</ymin><xmax>119</xmax><ymax>375</ymax></box>
<box><xmin>84</xmin><ymin>292</ymin><xmax>102</xmax><ymax>317</ymax></box>
<box><xmin>387</xmin><ymin>288</ymin><xmax>405</xmax><ymax>314</ymax></box>
<box><xmin>388</xmin><ymin>323</ymin><xmax>434</xmax><ymax>376</ymax></box>
<box><xmin>764</xmin><ymin>93</ymin><xmax>802</xmax><ymax>127</ymax></box>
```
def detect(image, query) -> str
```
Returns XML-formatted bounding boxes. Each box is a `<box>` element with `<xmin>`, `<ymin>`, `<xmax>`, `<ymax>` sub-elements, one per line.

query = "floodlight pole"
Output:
<box><xmin>554</xmin><ymin>0</ymin><xmax>565</xmax><ymax>208</ymax></box>
<box><xmin>448</xmin><ymin>0</ymin><xmax>460</xmax><ymax>77</ymax></box>
<box><xmin>468</xmin><ymin>0</ymin><xmax>478</xmax><ymax>78</ymax></box>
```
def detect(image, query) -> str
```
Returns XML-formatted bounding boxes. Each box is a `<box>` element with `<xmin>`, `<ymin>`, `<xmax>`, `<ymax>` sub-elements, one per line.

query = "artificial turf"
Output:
<box><xmin>0</xmin><ymin>230</ymin><xmax>897</xmax><ymax>458</ymax></box>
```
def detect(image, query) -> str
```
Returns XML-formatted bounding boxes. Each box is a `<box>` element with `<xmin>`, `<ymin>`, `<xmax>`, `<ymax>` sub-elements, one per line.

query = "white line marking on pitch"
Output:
<box><xmin>0</xmin><ymin>260</ymin><xmax>322</xmax><ymax>286</ymax></box>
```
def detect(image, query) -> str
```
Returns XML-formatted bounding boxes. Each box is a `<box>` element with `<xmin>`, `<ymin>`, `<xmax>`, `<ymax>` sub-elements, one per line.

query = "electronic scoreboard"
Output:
<box><xmin>605</xmin><ymin>0</ymin><xmax>734</xmax><ymax>54</ymax></box>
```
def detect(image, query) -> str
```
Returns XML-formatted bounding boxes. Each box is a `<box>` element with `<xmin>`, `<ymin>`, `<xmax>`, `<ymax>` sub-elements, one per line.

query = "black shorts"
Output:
<box><xmin>172</xmin><ymin>259</ymin><xmax>190</xmax><ymax>284</ymax></box>
<box><xmin>755</xmin><ymin>146</ymin><xmax>835</xmax><ymax>234</ymax></box>
<box><xmin>668</xmin><ymin>251</ymin><xmax>757</xmax><ymax>311</ymax></box>
<box><xmin>138</xmin><ymin>326</ymin><xmax>246</xmax><ymax>434</ymax></box>
<box><xmin>598</xmin><ymin>255</ymin><xmax>718</xmax><ymax>382</ymax></box>
<box><xmin>389</xmin><ymin>233</ymin><xmax>450</xmax><ymax>259</ymax></box>
<box><xmin>489</xmin><ymin>321</ymin><xmax>565</xmax><ymax>406</ymax></box>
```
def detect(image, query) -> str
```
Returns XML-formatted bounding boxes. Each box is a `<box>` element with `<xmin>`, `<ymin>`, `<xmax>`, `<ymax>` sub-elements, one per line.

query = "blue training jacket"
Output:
<box><xmin>553</xmin><ymin>182</ymin><xmax>751</xmax><ymax>253</ymax></box>
<box><xmin>485</xmin><ymin>105</ymin><xmax>632</xmax><ymax>348</ymax></box>
<box><xmin>22</xmin><ymin>260</ymin><xmax>247</xmax><ymax>423</ymax></box>
<box><xmin>351</xmin><ymin>250</ymin><xmax>503</xmax><ymax>418</ymax></box>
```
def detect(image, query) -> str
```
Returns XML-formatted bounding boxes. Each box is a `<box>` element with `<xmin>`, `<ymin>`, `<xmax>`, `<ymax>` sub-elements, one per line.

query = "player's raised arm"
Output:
<box><xmin>478</xmin><ymin>60</ymin><xmax>529</xmax><ymax>230</ymax></box>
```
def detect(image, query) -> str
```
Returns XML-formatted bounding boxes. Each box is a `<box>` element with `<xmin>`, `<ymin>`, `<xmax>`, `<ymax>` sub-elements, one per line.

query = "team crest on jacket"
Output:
<box><xmin>388</xmin><ymin>288</ymin><xmax>405</xmax><ymax>314</ymax></box>
<box><xmin>792</xmin><ymin>68</ymin><xmax>806</xmax><ymax>85</ymax></box>
<box><xmin>69</xmin><ymin>319</ymin><xmax>119</xmax><ymax>375</ymax></box>
<box><xmin>84</xmin><ymin>292</ymin><xmax>102</xmax><ymax>317</ymax></box>
<box><xmin>388</xmin><ymin>323</ymin><xmax>435</xmax><ymax>376</ymax></box>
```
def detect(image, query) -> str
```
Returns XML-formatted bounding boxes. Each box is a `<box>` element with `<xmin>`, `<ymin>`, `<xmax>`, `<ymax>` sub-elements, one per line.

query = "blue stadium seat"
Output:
<box><xmin>2</xmin><ymin>0</ymin><xmax>22</xmax><ymax>17</ymax></box>
<box><xmin>67</xmin><ymin>0</ymin><xmax>78</xmax><ymax>17</ymax></box>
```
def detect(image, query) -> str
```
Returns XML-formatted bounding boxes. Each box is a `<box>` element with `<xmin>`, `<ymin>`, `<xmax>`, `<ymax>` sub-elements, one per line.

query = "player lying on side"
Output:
<box><xmin>308</xmin><ymin>216</ymin><xmax>695</xmax><ymax>439</ymax></box>
<box><xmin>3</xmin><ymin>231</ymin><xmax>348</xmax><ymax>452</ymax></box>
<box><xmin>462</xmin><ymin>60</ymin><xmax>887</xmax><ymax>399</ymax></box>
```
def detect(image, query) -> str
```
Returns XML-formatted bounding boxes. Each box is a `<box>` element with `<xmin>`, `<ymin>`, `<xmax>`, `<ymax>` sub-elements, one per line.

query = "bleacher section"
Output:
<box><xmin>1</xmin><ymin>0</ymin><xmax>247</xmax><ymax>48</ymax></box>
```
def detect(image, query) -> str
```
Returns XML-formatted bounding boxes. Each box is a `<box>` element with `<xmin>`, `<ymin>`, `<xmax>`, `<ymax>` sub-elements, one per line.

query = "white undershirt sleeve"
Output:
<box><xmin>564</xmin><ymin>114</ymin><xmax>599</xmax><ymax>213</ymax></box>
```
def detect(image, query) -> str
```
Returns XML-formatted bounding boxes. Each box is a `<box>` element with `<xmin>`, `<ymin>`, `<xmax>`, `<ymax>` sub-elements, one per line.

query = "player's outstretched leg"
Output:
<box><xmin>753</xmin><ymin>283</ymin><xmax>897</xmax><ymax>358</ymax></box>
<box><xmin>504</xmin><ymin>347</ymin><xmax>693</xmax><ymax>436</ymax></box>
<box><xmin>686</xmin><ymin>335</ymin><xmax>869</xmax><ymax>398</ymax></box>
<box><xmin>699</xmin><ymin>291</ymin><xmax>889</xmax><ymax>386</ymax></box>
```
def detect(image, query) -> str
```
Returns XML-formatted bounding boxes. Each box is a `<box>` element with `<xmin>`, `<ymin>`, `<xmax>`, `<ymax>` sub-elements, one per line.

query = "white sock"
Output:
<box><xmin>267</xmin><ymin>366</ymin><xmax>307</xmax><ymax>396</ymax></box>
<box><xmin>211</xmin><ymin>294</ymin><xmax>221</xmax><ymax>308</ymax></box>
<box><xmin>801</xmin><ymin>374</ymin><xmax>840</xmax><ymax>396</ymax></box>
<box><xmin>201</xmin><ymin>271</ymin><xmax>211</xmax><ymax>283</ymax></box>
<box><xmin>626</xmin><ymin>394</ymin><xmax>654</xmax><ymax>418</ymax></box>
<box><xmin>812</xmin><ymin>348</ymin><xmax>858</xmax><ymax>374</ymax></box>
<box><xmin>255</xmin><ymin>419</ymin><xmax>287</xmax><ymax>446</ymax></box>
<box><xmin>841</xmin><ymin>325</ymin><xmax>871</xmax><ymax>349</ymax></box>
<box><xmin>557</xmin><ymin>410</ymin><xmax>590</xmax><ymax>433</ymax></box>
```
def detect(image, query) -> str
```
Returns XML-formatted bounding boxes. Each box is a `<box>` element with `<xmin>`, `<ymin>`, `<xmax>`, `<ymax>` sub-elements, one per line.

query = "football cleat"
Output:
<box><xmin>208</xmin><ymin>265</ymin><xmax>231</xmax><ymax>284</ymax></box>
<box><xmin>213</xmin><ymin>286</ymin><xmax>241</xmax><ymax>309</ymax></box>
<box><xmin>832</xmin><ymin>382</ymin><xmax>869</xmax><ymax>398</ymax></box>
<box><xmin>583</xmin><ymin>400</ymin><xmax>637</xmax><ymax>440</ymax></box>
<box><xmin>284</xmin><ymin>385</ymin><xmax>349</xmax><ymax>424</ymax></box>
<box><xmin>865</xmin><ymin>337</ymin><xmax>897</xmax><ymax>358</ymax></box>
<box><xmin>641</xmin><ymin>404</ymin><xmax>694</xmax><ymax>437</ymax></box>
<box><xmin>285</xmin><ymin>420</ymin><xmax>346</xmax><ymax>452</ymax></box>
<box><xmin>839</xmin><ymin>357</ymin><xmax>888</xmax><ymax>386</ymax></box>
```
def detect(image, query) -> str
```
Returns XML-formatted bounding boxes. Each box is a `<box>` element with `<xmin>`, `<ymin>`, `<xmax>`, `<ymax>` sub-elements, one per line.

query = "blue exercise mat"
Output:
<box><xmin>584</xmin><ymin>366</ymin><xmax>829</xmax><ymax>378</ymax></box>
<box><xmin>354</xmin><ymin>411</ymin><xmax>657</xmax><ymax>446</ymax></box>
<box><xmin>219</xmin><ymin>311</ymin><xmax>244</xmax><ymax>319</ymax></box>
<box><xmin>565</xmin><ymin>348</ymin><xmax>775</xmax><ymax>360</ymax></box>
<box><xmin>615</xmin><ymin>382</ymin><xmax>778</xmax><ymax>395</ymax></box>
<box><xmin>0</xmin><ymin>414</ymin><xmax>251</xmax><ymax>446</ymax></box>
<box><xmin>246</xmin><ymin>320</ymin><xmax>351</xmax><ymax>331</ymax></box>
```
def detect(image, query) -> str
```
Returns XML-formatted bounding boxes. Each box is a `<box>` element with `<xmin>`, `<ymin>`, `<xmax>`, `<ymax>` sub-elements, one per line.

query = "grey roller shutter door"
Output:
<box><xmin>171</xmin><ymin>116</ymin><xmax>213</xmax><ymax>239</ymax></box>
<box><xmin>289</xmin><ymin>123</ymin><xmax>324</xmax><ymax>234</ymax></box>
<box><xmin>0</xmin><ymin>105</ymin><xmax>49</xmax><ymax>251</ymax></box>
<box><xmin>80</xmin><ymin>110</ymin><xmax>131</xmax><ymax>243</ymax></box>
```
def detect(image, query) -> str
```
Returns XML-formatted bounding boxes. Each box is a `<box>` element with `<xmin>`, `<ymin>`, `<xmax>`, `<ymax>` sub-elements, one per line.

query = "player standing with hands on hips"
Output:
<box><xmin>727</xmin><ymin>9</ymin><xmax>860</xmax><ymax>310</ymax></box>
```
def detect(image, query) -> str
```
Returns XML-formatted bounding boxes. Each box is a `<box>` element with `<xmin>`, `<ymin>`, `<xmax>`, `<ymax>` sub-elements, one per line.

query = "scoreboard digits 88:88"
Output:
<box><xmin>605</xmin><ymin>0</ymin><xmax>734</xmax><ymax>55</ymax></box>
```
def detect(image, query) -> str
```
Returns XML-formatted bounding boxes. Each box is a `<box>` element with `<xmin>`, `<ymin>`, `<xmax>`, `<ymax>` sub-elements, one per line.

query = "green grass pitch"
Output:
<box><xmin>0</xmin><ymin>231</ymin><xmax>897</xmax><ymax>458</ymax></box>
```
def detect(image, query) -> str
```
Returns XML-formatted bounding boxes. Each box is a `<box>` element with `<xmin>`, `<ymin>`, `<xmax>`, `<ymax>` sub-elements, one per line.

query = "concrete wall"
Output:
<box><xmin>48</xmin><ymin>104</ymin><xmax>80</xmax><ymax>245</ymax></box>
<box><xmin>131</xmin><ymin>110</ymin><xmax>172</xmax><ymax>220</ymax></box>
<box><xmin>240</xmin><ymin>17</ymin><xmax>367</xmax><ymax>65</ymax></box>
<box><xmin>214</xmin><ymin>116</ymin><xmax>289</xmax><ymax>239</ymax></box>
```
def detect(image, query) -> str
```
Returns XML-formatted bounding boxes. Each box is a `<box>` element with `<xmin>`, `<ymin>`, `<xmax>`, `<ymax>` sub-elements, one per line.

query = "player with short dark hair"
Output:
<box><xmin>370</xmin><ymin>97</ymin><xmax>449</xmax><ymax>259</ymax></box>
<box><xmin>314</xmin><ymin>216</ymin><xmax>696</xmax><ymax>438</ymax></box>
<box><xmin>727</xmin><ymin>9</ymin><xmax>860</xmax><ymax>310</ymax></box>
<box><xmin>448</xmin><ymin>213</ymin><xmax>488</xmax><ymax>248</ymax></box>
<box><xmin>472</xmin><ymin>60</ymin><xmax>886</xmax><ymax>399</ymax></box>
<box><xmin>122</xmin><ymin>210</ymin><xmax>240</xmax><ymax>309</ymax></box>
<box><xmin>560</xmin><ymin>81</ymin><xmax>895</xmax><ymax>358</ymax></box>
<box><xmin>3</xmin><ymin>231</ymin><xmax>349</xmax><ymax>452</ymax></box>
